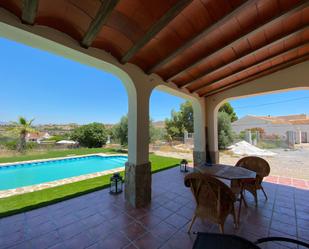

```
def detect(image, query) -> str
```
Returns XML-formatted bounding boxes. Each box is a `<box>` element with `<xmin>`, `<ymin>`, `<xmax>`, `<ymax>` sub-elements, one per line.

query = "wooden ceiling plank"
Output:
<box><xmin>202</xmin><ymin>55</ymin><xmax>309</xmax><ymax>97</ymax></box>
<box><xmin>147</xmin><ymin>0</ymin><xmax>254</xmax><ymax>74</ymax></box>
<box><xmin>81</xmin><ymin>0</ymin><xmax>120</xmax><ymax>48</ymax></box>
<box><xmin>120</xmin><ymin>0</ymin><xmax>192</xmax><ymax>64</ymax></box>
<box><xmin>21</xmin><ymin>0</ymin><xmax>39</xmax><ymax>25</ymax></box>
<box><xmin>183</xmin><ymin>26</ymin><xmax>308</xmax><ymax>89</ymax></box>
<box><xmin>166</xmin><ymin>1</ymin><xmax>309</xmax><ymax>81</ymax></box>
<box><xmin>196</xmin><ymin>43</ymin><xmax>308</xmax><ymax>95</ymax></box>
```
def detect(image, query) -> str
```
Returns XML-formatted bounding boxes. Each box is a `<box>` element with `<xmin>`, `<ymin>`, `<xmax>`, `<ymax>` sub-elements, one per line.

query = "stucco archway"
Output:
<box><xmin>204</xmin><ymin>60</ymin><xmax>309</xmax><ymax>163</ymax></box>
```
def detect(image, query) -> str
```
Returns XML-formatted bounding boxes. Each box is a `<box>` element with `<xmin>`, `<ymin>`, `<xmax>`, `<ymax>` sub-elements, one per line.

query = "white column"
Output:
<box><xmin>192</xmin><ymin>98</ymin><xmax>206</xmax><ymax>166</ymax></box>
<box><xmin>125</xmin><ymin>73</ymin><xmax>154</xmax><ymax>208</ymax></box>
<box><xmin>205</xmin><ymin>98</ymin><xmax>220</xmax><ymax>164</ymax></box>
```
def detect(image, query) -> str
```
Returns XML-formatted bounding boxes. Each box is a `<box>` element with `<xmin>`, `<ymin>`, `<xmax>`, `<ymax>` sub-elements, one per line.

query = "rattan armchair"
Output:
<box><xmin>184</xmin><ymin>173</ymin><xmax>238</xmax><ymax>233</ymax></box>
<box><xmin>235</xmin><ymin>156</ymin><xmax>270</xmax><ymax>206</ymax></box>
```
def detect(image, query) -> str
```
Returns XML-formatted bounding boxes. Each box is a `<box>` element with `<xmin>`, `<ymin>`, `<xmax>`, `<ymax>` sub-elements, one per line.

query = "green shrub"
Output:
<box><xmin>4</xmin><ymin>140</ymin><xmax>18</xmax><ymax>150</ymax></box>
<box><xmin>71</xmin><ymin>123</ymin><xmax>107</xmax><ymax>148</ymax></box>
<box><xmin>218</xmin><ymin>112</ymin><xmax>233</xmax><ymax>149</ymax></box>
<box><xmin>26</xmin><ymin>142</ymin><xmax>38</xmax><ymax>150</ymax></box>
<box><xmin>113</xmin><ymin>116</ymin><xmax>128</xmax><ymax>146</ymax></box>
<box><xmin>46</xmin><ymin>134</ymin><xmax>69</xmax><ymax>142</ymax></box>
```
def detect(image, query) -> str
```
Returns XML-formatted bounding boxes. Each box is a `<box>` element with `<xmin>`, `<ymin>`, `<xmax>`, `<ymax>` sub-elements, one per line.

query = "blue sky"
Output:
<box><xmin>0</xmin><ymin>38</ymin><xmax>184</xmax><ymax>124</ymax></box>
<box><xmin>230</xmin><ymin>90</ymin><xmax>309</xmax><ymax>118</ymax></box>
<box><xmin>0</xmin><ymin>37</ymin><xmax>308</xmax><ymax>124</ymax></box>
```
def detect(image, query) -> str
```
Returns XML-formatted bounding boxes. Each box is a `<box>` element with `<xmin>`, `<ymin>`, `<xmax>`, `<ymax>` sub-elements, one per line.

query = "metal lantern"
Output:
<box><xmin>110</xmin><ymin>173</ymin><xmax>123</xmax><ymax>195</ymax></box>
<box><xmin>180</xmin><ymin>159</ymin><xmax>189</xmax><ymax>172</ymax></box>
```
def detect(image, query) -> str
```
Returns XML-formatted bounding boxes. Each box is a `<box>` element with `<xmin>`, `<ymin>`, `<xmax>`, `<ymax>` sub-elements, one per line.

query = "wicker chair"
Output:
<box><xmin>184</xmin><ymin>173</ymin><xmax>237</xmax><ymax>233</ymax></box>
<box><xmin>235</xmin><ymin>156</ymin><xmax>270</xmax><ymax>206</ymax></box>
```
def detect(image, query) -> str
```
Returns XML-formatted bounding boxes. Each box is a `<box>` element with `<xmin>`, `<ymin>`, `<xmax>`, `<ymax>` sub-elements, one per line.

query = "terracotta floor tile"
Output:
<box><xmin>80</xmin><ymin>213</ymin><xmax>105</xmax><ymax>229</ymax></box>
<box><xmin>162</xmin><ymin>200</ymin><xmax>183</xmax><ymax>212</ymax></box>
<box><xmin>0</xmin><ymin>231</ymin><xmax>26</xmax><ymax>248</ymax></box>
<box><xmin>53</xmin><ymin>214</ymin><xmax>80</xmax><ymax>228</ymax></box>
<box><xmin>108</xmin><ymin>213</ymin><xmax>135</xmax><ymax>229</ymax></box>
<box><xmin>298</xmin><ymin>227</ymin><xmax>309</xmax><ymax>242</ymax></box>
<box><xmin>176</xmin><ymin>206</ymin><xmax>195</xmax><ymax>220</ymax></box>
<box><xmin>138</xmin><ymin>214</ymin><xmax>162</xmax><ymax>229</ymax></box>
<box><xmin>133</xmin><ymin>232</ymin><xmax>163</xmax><ymax>249</ymax></box>
<box><xmin>164</xmin><ymin>213</ymin><xmax>190</xmax><ymax>229</ymax></box>
<box><xmin>57</xmin><ymin>221</ymin><xmax>85</xmax><ymax>240</ymax></box>
<box><xmin>4</xmin><ymin>241</ymin><xmax>33</xmax><ymax>249</ymax></box>
<box><xmin>64</xmin><ymin>231</ymin><xmax>95</xmax><ymax>249</ymax></box>
<box><xmin>164</xmin><ymin>230</ymin><xmax>196</xmax><ymax>249</ymax></box>
<box><xmin>121</xmin><ymin>221</ymin><xmax>147</xmax><ymax>241</ymax></box>
<box><xmin>29</xmin><ymin>230</ymin><xmax>63</xmax><ymax>249</ymax></box>
<box><xmin>1</xmin><ymin>167</ymin><xmax>309</xmax><ymax>249</ymax></box>
<box><xmin>25</xmin><ymin>220</ymin><xmax>56</xmax><ymax>239</ymax></box>
<box><xmin>152</xmin><ymin>206</ymin><xmax>173</xmax><ymax>220</ymax></box>
<box><xmin>87</xmin><ymin>221</ymin><xmax>115</xmax><ymax>241</ymax></box>
<box><xmin>97</xmin><ymin>231</ymin><xmax>131</xmax><ymax>249</ymax></box>
<box><xmin>125</xmin><ymin>207</ymin><xmax>148</xmax><ymax>220</ymax></box>
<box><xmin>270</xmin><ymin>220</ymin><xmax>297</xmax><ymax>236</ymax></box>
<box><xmin>150</xmin><ymin>221</ymin><xmax>178</xmax><ymax>241</ymax></box>
<box><xmin>272</xmin><ymin>212</ymin><xmax>296</xmax><ymax>225</ymax></box>
<box><xmin>123</xmin><ymin>243</ymin><xmax>139</xmax><ymax>249</ymax></box>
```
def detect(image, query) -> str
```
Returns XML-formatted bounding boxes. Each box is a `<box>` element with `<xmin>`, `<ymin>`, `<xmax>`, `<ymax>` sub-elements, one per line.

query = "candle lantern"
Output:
<box><xmin>180</xmin><ymin>159</ymin><xmax>189</xmax><ymax>172</ymax></box>
<box><xmin>110</xmin><ymin>172</ymin><xmax>123</xmax><ymax>194</ymax></box>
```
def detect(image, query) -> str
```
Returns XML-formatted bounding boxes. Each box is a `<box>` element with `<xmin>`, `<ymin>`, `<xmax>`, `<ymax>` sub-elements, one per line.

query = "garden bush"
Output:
<box><xmin>218</xmin><ymin>112</ymin><xmax>234</xmax><ymax>149</ymax></box>
<box><xmin>71</xmin><ymin>123</ymin><xmax>107</xmax><ymax>148</ymax></box>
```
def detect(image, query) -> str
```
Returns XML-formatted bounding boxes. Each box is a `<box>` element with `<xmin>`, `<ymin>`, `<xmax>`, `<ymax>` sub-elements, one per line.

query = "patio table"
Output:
<box><xmin>195</xmin><ymin>163</ymin><xmax>256</xmax><ymax>181</ymax></box>
<box><xmin>195</xmin><ymin>163</ymin><xmax>256</xmax><ymax>224</ymax></box>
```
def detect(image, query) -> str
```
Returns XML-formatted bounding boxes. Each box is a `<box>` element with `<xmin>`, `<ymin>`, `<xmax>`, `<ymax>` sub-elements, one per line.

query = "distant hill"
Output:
<box><xmin>0</xmin><ymin>121</ymin><xmax>8</xmax><ymax>125</ymax></box>
<box><xmin>152</xmin><ymin>121</ymin><xmax>165</xmax><ymax>128</ymax></box>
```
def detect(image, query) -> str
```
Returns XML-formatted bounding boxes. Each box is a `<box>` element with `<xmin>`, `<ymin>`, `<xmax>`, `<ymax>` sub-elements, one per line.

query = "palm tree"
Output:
<box><xmin>9</xmin><ymin>117</ymin><xmax>36</xmax><ymax>153</ymax></box>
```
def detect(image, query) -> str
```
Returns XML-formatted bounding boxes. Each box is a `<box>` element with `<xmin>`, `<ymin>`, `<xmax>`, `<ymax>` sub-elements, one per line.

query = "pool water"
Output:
<box><xmin>0</xmin><ymin>155</ymin><xmax>128</xmax><ymax>190</ymax></box>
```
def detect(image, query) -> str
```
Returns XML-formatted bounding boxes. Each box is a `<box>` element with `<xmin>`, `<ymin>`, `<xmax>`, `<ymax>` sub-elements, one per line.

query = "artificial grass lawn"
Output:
<box><xmin>0</xmin><ymin>154</ymin><xmax>180</xmax><ymax>217</ymax></box>
<box><xmin>0</xmin><ymin>147</ymin><xmax>121</xmax><ymax>164</ymax></box>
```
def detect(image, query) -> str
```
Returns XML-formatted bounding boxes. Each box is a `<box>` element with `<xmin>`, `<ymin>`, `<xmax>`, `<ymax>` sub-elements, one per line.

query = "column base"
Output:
<box><xmin>125</xmin><ymin>162</ymin><xmax>151</xmax><ymax>208</ymax></box>
<box><xmin>193</xmin><ymin>151</ymin><xmax>206</xmax><ymax>167</ymax></box>
<box><xmin>209</xmin><ymin>150</ymin><xmax>219</xmax><ymax>164</ymax></box>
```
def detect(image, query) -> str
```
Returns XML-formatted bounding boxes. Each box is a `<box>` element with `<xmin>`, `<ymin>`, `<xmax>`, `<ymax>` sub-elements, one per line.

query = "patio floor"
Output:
<box><xmin>1</xmin><ymin>167</ymin><xmax>309</xmax><ymax>249</ymax></box>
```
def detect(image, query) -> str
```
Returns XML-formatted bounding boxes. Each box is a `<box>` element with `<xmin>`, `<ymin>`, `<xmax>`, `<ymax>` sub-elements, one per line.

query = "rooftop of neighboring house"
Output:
<box><xmin>238</xmin><ymin>114</ymin><xmax>309</xmax><ymax>125</ymax></box>
<box><xmin>26</xmin><ymin>132</ymin><xmax>50</xmax><ymax>140</ymax></box>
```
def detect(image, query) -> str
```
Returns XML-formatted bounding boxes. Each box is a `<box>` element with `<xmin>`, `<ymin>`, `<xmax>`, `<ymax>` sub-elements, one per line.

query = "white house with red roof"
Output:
<box><xmin>232</xmin><ymin>114</ymin><xmax>309</xmax><ymax>143</ymax></box>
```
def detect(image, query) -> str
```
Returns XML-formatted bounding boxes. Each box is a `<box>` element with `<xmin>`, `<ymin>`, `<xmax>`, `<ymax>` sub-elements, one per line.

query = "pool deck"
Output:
<box><xmin>1</xmin><ymin>166</ymin><xmax>309</xmax><ymax>249</ymax></box>
<box><xmin>0</xmin><ymin>154</ymin><xmax>126</xmax><ymax>198</ymax></box>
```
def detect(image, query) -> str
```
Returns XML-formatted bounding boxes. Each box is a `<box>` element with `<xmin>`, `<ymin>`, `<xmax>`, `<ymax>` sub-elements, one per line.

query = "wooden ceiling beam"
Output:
<box><xmin>184</xmin><ymin>26</ymin><xmax>308</xmax><ymax>90</ymax></box>
<box><xmin>147</xmin><ymin>0</ymin><xmax>254</xmax><ymax>74</ymax></box>
<box><xmin>202</xmin><ymin>55</ymin><xmax>309</xmax><ymax>97</ymax></box>
<box><xmin>81</xmin><ymin>0</ymin><xmax>119</xmax><ymax>48</ymax></box>
<box><xmin>196</xmin><ymin>44</ymin><xmax>309</xmax><ymax>96</ymax></box>
<box><xmin>21</xmin><ymin>0</ymin><xmax>39</xmax><ymax>25</ymax></box>
<box><xmin>165</xmin><ymin>1</ymin><xmax>309</xmax><ymax>81</ymax></box>
<box><xmin>121</xmin><ymin>0</ymin><xmax>192</xmax><ymax>64</ymax></box>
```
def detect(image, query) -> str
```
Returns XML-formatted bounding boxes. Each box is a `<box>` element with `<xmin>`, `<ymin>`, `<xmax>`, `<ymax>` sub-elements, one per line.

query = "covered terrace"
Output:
<box><xmin>0</xmin><ymin>0</ymin><xmax>308</xmax><ymax>248</ymax></box>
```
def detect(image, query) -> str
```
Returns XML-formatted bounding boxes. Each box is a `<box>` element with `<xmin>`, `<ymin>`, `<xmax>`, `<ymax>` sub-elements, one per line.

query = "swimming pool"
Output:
<box><xmin>0</xmin><ymin>155</ymin><xmax>127</xmax><ymax>190</ymax></box>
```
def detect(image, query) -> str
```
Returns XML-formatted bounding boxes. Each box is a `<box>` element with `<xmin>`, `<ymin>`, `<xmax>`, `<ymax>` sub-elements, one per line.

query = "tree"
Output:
<box><xmin>165</xmin><ymin>110</ymin><xmax>184</xmax><ymax>139</ymax></box>
<box><xmin>8</xmin><ymin>117</ymin><xmax>35</xmax><ymax>153</ymax></box>
<box><xmin>164</xmin><ymin>100</ymin><xmax>237</xmax><ymax>148</ymax></box>
<box><xmin>219</xmin><ymin>102</ymin><xmax>238</xmax><ymax>122</ymax></box>
<box><xmin>165</xmin><ymin>100</ymin><xmax>194</xmax><ymax>139</ymax></box>
<box><xmin>113</xmin><ymin>115</ymin><xmax>128</xmax><ymax>146</ymax></box>
<box><xmin>71</xmin><ymin>123</ymin><xmax>107</xmax><ymax>148</ymax></box>
<box><xmin>113</xmin><ymin>114</ymin><xmax>156</xmax><ymax>145</ymax></box>
<box><xmin>217</xmin><ymin>112</ymin><xmax>234</xmax><ymax>149</ymax></box>
<box><xmin>180</xmin><ymin>101</ymin><xmax>194</xmax><ymax>133</ymax></box>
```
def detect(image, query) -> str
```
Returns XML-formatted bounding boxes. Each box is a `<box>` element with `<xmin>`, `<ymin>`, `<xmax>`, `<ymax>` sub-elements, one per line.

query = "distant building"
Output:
<box><xmin>232</xmin><ymin>114</ymin><xmax>309</xmax><ymax>143</ymax></box>
<box><xmin>26</xmin><ymin>132</ymin><xmax>51</xmax><ymax>142</ymax></box>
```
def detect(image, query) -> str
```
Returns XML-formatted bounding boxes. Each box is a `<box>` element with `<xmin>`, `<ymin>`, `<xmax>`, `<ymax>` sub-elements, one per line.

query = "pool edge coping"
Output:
<box><xmin>0</xmin><ymin>153</ymin><xmax>127</xmax><ymax>167</ymax></box>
